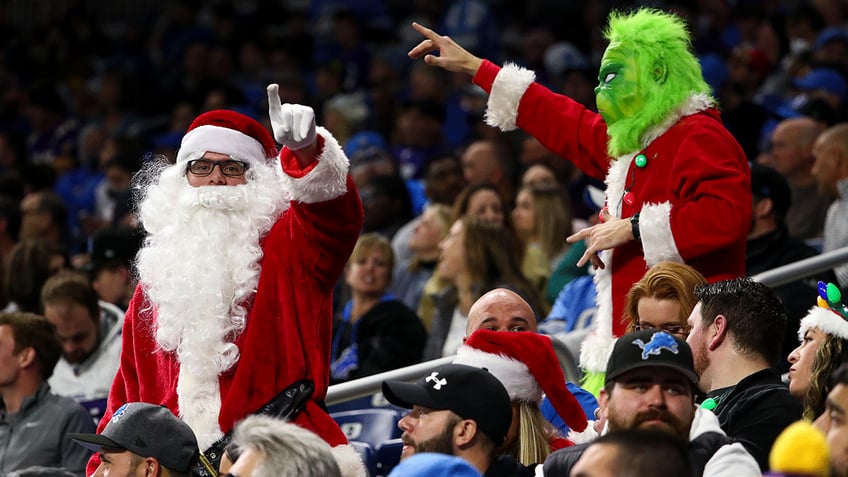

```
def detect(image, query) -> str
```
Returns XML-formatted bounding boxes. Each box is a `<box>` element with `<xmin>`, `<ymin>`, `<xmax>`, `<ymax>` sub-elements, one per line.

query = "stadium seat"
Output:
<box><xmin>327</xmin><ymin>392</ymin><xmax>407</xmax><ymax>414</ymax></box>
<box><xmin>331</xmin><ymin>408</ymin><xmax>403</xmax><ymax>448</ymax></box>
<box><xmin>350</xmin><ymin>440</ymin><xmax>377</xmax><ymax>477</ymax></box>
<box><xmin>79</xmin><ymin>398</ymin><xmax>108</xmax><ymax>426</ymax></box>
<box><xmin>376</xmin><ymin>438</ymin><xmax>404</xmax><ymax>476</ymax></box>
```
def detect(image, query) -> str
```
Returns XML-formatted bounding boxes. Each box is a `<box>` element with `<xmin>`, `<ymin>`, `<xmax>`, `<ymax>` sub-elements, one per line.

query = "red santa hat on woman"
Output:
<box><xmin>175</xmin><ymin>110</ymin><xmax>278</xmax><ymax>166</ymax></box>
<box><xmin>454</xmin><ymin>329</ymin><xmax>588</xmax><ymax>432</ymax></box>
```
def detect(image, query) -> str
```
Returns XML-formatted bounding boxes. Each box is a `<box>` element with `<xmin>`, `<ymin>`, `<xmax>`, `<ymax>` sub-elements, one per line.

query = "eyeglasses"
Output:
<box><xmin>186</xmin><ymin>159</ymin><xmax>250</xmax><ymax>177</ymax></box>
<box><xmin>634</xmin><ymin>323</ymin><xmax>688</xmax><ymax>336</ymax></box>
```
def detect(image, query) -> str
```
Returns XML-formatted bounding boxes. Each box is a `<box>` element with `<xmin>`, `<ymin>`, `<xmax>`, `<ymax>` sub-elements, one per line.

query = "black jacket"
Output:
<box><xmin>704</xmin><ymin>368</ymin><xmax>803</xmax><ymax>471</ymax></box>
<box><xmin>331</xmin><ymin>299</ymin><xmax>426</xmax><ymax>383</ymax></box>
<box><xmin>485</xmin><ymin>455</ymin><xmax>534</xmax><ymax>477</ymax></box>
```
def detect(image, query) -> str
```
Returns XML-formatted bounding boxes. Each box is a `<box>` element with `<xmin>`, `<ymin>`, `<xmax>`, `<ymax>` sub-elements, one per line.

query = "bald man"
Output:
<box><xmin>765</xmin><ymin>117</ymin><xmax>830</xmax><ymax>239</ymax></box>
<box><xmin>463</xmin><ymin>288</ymin><xmax>598</xmax><ymax>432</ymax></box>
<box><xmin>459</xmin><ymin>140</ymin><xmax>515</xmax><ymax>207</ymax></box>
<box><xmin>811</xmin><ymin>123</ymin><xmax>848</xmax><ymax>287</ymax></box>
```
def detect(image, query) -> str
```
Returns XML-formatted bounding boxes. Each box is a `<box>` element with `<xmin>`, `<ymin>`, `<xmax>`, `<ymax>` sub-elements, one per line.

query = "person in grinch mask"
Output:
<box><xmin>409</xmin><ymin>8</ymin><xmax>750</xmax><ymax>393</ymax></box>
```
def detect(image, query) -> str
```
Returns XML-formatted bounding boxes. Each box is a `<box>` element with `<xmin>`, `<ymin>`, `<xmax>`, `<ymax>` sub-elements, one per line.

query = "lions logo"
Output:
<box><xmin>632</xmin><ymin>331</ymin><xmax>679</xmax><ymax>360</ymax></box>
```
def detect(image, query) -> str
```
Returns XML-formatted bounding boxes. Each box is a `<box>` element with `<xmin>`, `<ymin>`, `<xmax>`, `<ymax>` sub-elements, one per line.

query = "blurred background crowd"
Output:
<box><xmin>0</xmin><ymin>0</ymin><xmax>845</xmax><ymax>339</ymax></box>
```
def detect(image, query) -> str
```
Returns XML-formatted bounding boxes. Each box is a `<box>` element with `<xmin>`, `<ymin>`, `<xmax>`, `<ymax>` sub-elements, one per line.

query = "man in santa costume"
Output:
<box><xmin>409</xmin><ymin>8</ymin><xmax>751</xmax><ymax>392</ymax></box>
<box><xmin>91</xmin><ymin>85</ymin><xmax>364</xmax><ymax>473</ymax></box>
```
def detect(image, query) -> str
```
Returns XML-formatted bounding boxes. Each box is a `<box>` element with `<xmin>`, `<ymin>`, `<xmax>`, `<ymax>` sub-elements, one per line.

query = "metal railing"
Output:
<box><xmin>326</xmin><ymin>245</ymin><xmax>848</xmax><ymax>406</ymax></box>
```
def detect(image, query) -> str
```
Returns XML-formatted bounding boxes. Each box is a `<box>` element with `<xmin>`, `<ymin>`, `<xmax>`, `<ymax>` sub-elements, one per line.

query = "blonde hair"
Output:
<box><xmin>348</xmin><ymin>233</ymin><xmax>395</xmax><ymax>282</ymax></box>
<box><xmin>518</xmin><ymin>185</ymin><xmax>572</xmax><ymax>260</ymax></box>
<box><xmin>409</xmin><ymin>203</ymin><xmax>453</xmax><ymax>272</ymax></box>
<box><xmin>500</xmin><ymin>401</ymin><xmax>560</xmax><ymax>466</ymax></box>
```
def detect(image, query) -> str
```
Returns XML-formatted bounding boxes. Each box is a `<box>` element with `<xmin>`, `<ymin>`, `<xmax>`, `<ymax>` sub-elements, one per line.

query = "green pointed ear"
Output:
<box><xmin>653</xmin><ymin>60</ymin><xmax>668</xmax><ymax>85</ymax></box>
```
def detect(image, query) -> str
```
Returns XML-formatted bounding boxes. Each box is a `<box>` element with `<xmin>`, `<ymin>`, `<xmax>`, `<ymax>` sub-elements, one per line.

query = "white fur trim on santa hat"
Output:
<box><xmin>175</xmin><ymin>124</ymin><xmax>268</xmax><ymax>165</ymax></box>
<box><xmin>331</xmin><ymin>444</ymin><xmax>368</xmax><ymax>477</ymax></box>
<box><xmin>484</xmin><ymin>62</ymin><xmax>536</xmax><ymax>131</ymax></box>
<box><xmin>282</xmin><ymin>127</ymin><xmax>349</xmax><ymax>204</ymax></box>
<box><xmin>177</xmin><ymin>367</ymin><xmax>224</xmax><ymax>451</ymax></box>
<box><xmin>799</xmin><ymin>306</ymin><xmax>848</xmax><ymax>341</ymax></box>
<box><xmin>568</xmin><ymin>420</ymin><xmax>600</xmax><ymax>444</ymax></box>
<box><xmin>640</xmin><ymin>201</ymin><xmax>683</xmax><ymax>266</ymax></box>
<box><xmin>454</xmin><ymin>345</ymin><xmax>542</xmax><ymax>403</ymax></box>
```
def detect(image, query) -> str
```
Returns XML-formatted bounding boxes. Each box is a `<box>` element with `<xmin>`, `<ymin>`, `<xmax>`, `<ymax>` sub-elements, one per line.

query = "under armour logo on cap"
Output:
<box><xmin>632</xmin><ymin>331</ymin><xmax>679</xmax><ymax>360</ymax></box>
<box><xmin>425</xmin><ymin>372</ymin><xmax>447</xmax><ymax>390</ymax></box>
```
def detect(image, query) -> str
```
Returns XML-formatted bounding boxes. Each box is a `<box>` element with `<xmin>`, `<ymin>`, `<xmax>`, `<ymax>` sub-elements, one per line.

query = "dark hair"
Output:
<box><xmin>694</xmin><ymin>278</ymin><xmax>787</xmax><ymax>366</ymax></box>
<box><xmin>0</xmin><ymin>312</ymin><xmax>61</xmax><ymax>379</ymax></box>
<box><xmin>461</xmin><ymin>216</ymin><xmax>546</xmax><ymax>317</ymax></box>
<box><xmin>41</xmin><ymin>273</ymin><xmax>101</xmax><ymax>323</ymax></box>
<box><xmin>5</xmin><ymin>240</ymin><xmax>70</xmax><ymax>314</ymax></box>
<box><xmin>590</xmin><ymin>429</ymin><xmax>693</xmax><ymax>477</ymax></box>
<box><xmin>832</xmin><ymin>363</ymin><xmax>848</xmax><ymax>386</ymax></box>
<box><xmin>33</xmin><ymin>191</ymin><xmax>68</xmax><ymax>233</ymax></box>
<box><xmin>0</xmin><ymin>196</ymin><xmax>21</xmax><ymax>242</ymax></box>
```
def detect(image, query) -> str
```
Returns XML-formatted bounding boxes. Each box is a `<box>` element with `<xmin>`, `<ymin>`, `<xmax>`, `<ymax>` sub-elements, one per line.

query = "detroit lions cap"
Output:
<box><xmin>71</xmin><ymin>402</ymin><xmax>199</xmax><ymax>473</ymax></box>
<box><xmin>382</xmin><ymin>364</ymin><xmax>512</xmax><ymax>445</ymax></box>
<box><xmin>605</xmin><ymin>329</ymin><xmax>699</xmax><ymax>385</ymax></box>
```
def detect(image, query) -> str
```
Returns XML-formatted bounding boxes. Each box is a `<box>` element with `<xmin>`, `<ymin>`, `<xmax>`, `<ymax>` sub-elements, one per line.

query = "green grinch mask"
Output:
<box><xmin>595</xmin><ymin>42</ymin><xmax>644</xmax><ymax>126</ymax></box>
<box><xmin>598</xmin><ymin>8</ymin><xmax>714</xmax><ymax>157</ymax></box>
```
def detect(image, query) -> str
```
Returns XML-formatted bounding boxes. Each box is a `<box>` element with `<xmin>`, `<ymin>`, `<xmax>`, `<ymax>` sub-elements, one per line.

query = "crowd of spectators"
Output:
<box><xmin>2</xmin><ymin>0</ymin><xmax>848</xmax><ymax>475</ymax></box>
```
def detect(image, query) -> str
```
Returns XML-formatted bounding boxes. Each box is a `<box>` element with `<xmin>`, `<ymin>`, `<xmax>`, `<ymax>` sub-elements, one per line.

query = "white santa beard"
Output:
<box><xmin>135</xmin><ymin>159</ymin><xmax>287</xmax><ymax>449</ymax></box>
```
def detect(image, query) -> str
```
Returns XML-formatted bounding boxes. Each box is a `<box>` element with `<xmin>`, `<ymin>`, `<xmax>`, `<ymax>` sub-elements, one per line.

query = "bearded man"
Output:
<box><xmin>91</xmin><ymin>85</ymin><xmax>363</xmax><ymax>472</ymax></box>
<box><xmin>409</xmin><ymin>8</ymin><xmax>751</xmax><ymax>391</ymax></box>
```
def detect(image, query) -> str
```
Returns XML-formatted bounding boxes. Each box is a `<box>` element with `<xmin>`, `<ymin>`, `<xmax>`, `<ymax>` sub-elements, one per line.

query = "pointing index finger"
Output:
<box><xmin>412</xmin><ymin>22</ymin><xmax>440</xmax><ymax>41</ymax></box>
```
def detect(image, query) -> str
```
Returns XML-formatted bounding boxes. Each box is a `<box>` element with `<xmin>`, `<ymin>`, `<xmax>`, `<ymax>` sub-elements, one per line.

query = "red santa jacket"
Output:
<box><xmin>473</xmin><ymin>61</ymin><xmax>750</xmax><ymax>372</ymax></box>
<box><xmin>92</xmin><ymin>130</ymin><xmax>363</xmax><ymax>474</ymax></box>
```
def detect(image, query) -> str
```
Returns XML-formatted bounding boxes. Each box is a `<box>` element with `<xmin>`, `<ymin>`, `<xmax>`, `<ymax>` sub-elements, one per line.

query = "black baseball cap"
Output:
<box><xmin>85</xmin><ymin>226</ymin><xmax>144</xmax><ymax>274</ymax></box>
<box><xmin>382</xmin><ymin>364</ymin><xmax>512</xmax><ymax>445</ymax></box>
<box><xmin>71</xmin><ymin>403</ymin><xmax>199</xmax><ymax>473</ymax></box>
<box><xmin>750</xmin><ymin>164</ymin><xmax>791</xmax><ymax>220</ymax></box>
<box><xmin>606</xmin><ymin>330</ymin><xmax>700</xmax><ymax>385</ymax></box>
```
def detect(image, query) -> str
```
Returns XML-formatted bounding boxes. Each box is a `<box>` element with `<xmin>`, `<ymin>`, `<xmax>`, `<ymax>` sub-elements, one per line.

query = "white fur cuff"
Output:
<box><xmin>282</xmin><ymin>126</ymin><xmax>350</xmax><ymax>204</ymax></box>
<box><xmin>640</xmin><ymin>201</ymin><xmax>683</xmax><ymax>266</ymax></box>
<box><xmin>579</xmin><ymin>332</ymin><xmax>616</xmax><ymax>374</ymax></box>
<box><xmin>485</xmin><ymin>63</ymin><xmax>535</xmax><ymax>131</ymax></box>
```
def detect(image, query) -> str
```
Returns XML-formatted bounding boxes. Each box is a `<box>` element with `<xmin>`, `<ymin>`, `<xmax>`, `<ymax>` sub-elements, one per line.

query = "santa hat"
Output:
<box><xmin>174</xmin><ymin>110</ymin><xmax>278</xmax><ymax>166</ymax></box>
<box><xmin>799</xmin><ymin>281</ymin><xmax>848</xmax><ymax>341</ymax></box>
<box><xmin>798</xmin><ymin>306</ymin><xmax>848</xmax><ymax>341</ymax></box>
<box><xmin>454</xmin><ymin>330</ymin><xmax>588</xmax><ymax>432</ymax></box>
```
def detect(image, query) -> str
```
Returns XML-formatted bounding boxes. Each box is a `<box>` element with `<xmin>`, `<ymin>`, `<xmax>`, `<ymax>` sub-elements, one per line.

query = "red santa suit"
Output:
<box><xmin>94</xmin><ymin>111</ymin><xmax>363</xmax><ymax>466</ymax></box>
<box><xmin>472</xmin><ymin>61</ymin><xmax>750</xmax><ymax>373</ymax></box>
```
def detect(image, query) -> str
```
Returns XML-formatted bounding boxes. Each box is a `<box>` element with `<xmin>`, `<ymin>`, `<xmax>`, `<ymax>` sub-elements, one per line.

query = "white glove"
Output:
<box><xmin>266</xmin><ymin>84</ymin><xmax>317</xmax><ymax>151</ymax></box>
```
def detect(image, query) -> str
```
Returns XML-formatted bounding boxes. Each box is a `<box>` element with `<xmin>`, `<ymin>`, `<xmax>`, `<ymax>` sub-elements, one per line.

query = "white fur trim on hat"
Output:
<box><xmin>799</xmin><ymin>306</ymin><xmax>848</xmax><ymax>341</ymax></box>
<box><xmin>454</xmin><ymin>345</ymin><xmax>542</xmax><ymax>403</ymax></box>
<box><xmin>175</xmin><ymin>124</ymin><xmax>267</xmax><ymax>165</ymax></box>
<box><xmin>568</xmin><ymin>420</ymin><xmax>600</xmax><ymax>444</ymax></box>
<box><xmin>282</xmin><ymin>127</ymin><xmax>349</xmax><ymax>204</ymax></box>
<box><xmin>640</xmin><ymin>201</ymin><xmax>683</xmax><ymax>266</ymax></box>
<box><xmin>331</xmin><ymin>444</ymin><xmax>368</xmax><ymax>477</ymax></box>
<box><xmin>484</xmin><ymin>62</ymin><xmax>536</xmax><ymax>131</ymax></box>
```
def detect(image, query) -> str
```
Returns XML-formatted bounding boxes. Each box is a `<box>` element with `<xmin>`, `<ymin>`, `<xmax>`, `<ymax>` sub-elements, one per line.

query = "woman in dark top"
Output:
<box><xmin>331</xmin><ymin>233</ymin><xmax>426</xmax><ymax>383</ymax></box>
